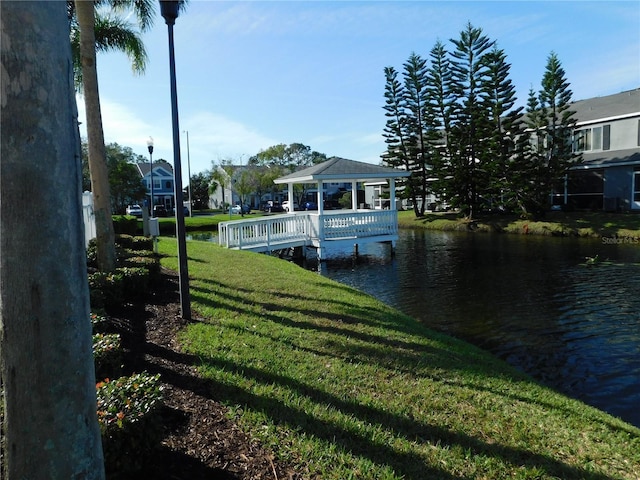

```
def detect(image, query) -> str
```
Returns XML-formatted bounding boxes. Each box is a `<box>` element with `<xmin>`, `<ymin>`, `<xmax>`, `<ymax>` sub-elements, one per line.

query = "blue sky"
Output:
<box><xmin>78</xmin><ymin>0</ymin><xmax>640</xmax><ymax>181</ymax></box>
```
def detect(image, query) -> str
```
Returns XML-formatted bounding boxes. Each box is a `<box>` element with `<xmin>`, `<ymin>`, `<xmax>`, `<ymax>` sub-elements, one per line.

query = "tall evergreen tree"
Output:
<box><xmin>539</xmin><ymin>51</ymin><xmax>579</xmax><ymax>188</ymax></box>
<box><xmin>425</xmin><ymin>40</ymin><xmax>455</xmax><ymax>209</ymax></box>
<box><xmin>482</xmin><ymin>46</ymin><xmax>523</xmax><ymax>209</ymax></box>
<box><xmin>446</xmin><ymin>23</ymin><xmax>495</xmax><ymax>217</ymax></box>
<box><xmin>507</xmin><ymin>88</ymin><xmax>547</xmax><ymax>215</ymax></box>
<box><xmin>403</xmin><ymin>52</ymin><xmax>436</xmax><ymax>216</ymax></box>
<box><xmin>382</xmin><ymin>66</ymin><xmax>417</xmax><ymax>212</ymax></box>
<box><xmin>511</xmin><ymin>52</ymin><xmax>579</xmax><ymax>216</ymax></box>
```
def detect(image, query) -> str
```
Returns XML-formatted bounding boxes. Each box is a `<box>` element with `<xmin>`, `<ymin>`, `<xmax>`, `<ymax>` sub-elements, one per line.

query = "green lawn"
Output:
<box><xmin>152</xmin><ymin>210</ymin><xmax>640</xmax><ymax>239</ymax></box>
<box><xmin>158</xmin><ymin>238</ymin><xmax>640</xmax><ymax>480</ymax></box>
<box><xmin>398</xmin><ymin>210</ymin><xmax>640</xmax><ymax>238</ymax></box>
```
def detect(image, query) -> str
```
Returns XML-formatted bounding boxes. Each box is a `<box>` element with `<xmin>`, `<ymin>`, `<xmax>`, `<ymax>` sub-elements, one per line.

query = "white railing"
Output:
<box><xmin>219</xmin><ymin>210</ymin><xmax>398</xmax><ymax>251</ymax></box>
<box><xmin>322</xmin><ymin>210</ymin><xmax>397</xmax><ymax>239</ymax></box>
<box><xmin>219</xmin><ymin>214</ymin><xmax>311</xmax><ymax>250</ymax></box>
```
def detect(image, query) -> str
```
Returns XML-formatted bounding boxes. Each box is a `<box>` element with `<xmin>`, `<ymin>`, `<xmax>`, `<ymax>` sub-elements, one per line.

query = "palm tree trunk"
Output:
<box><xmin>76</xmin><ymin>0</ymin><xmax>116</xmax><ymax>272</ymax></box>
<box><xmin>1</xmin><ymin>2</ymin><xmax>105</xmax><ymax>478</ymax></box>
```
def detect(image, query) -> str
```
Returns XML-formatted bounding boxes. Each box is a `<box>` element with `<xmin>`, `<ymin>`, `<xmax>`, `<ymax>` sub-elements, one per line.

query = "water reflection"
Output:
<box><xmin>321</xmin><ymin>230</ymin><xmax>640</xmax><ymax>428</ymax></box>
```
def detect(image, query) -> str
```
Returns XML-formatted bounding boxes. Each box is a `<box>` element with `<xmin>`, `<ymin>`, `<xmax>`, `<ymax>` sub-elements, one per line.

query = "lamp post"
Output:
<box><xmin>184</xmin><ymin>130</ymin><xmax>192</xmax><ymax>213</ymax></box>
<box><xmin>147</xmin><ymin>136</ymin><xmax>154</xmax><ymax>217</ymax></box>
<box><xmin>160</xmin><ymin>0</ymin><xmax>191</xmax><ymax>320</ymax></box>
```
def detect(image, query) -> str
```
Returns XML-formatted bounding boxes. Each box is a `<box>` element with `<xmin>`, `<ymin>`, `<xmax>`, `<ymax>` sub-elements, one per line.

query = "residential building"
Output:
<box><xmin>136</xmin><ymin>160</ymin><xmax>176</xmax><ymax>212</ymax></box>
<box><xmin>559</xmin><ymin>88</ymin><xmax>640</xmax><ymax>211</ymax></box>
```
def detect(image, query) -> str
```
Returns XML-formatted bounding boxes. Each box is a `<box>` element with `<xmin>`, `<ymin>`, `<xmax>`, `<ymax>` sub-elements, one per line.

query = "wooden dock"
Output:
<box><xmin>218</xmin><ymin>210</ymin><xmax>399</xmax><ymax>260</ymax></box>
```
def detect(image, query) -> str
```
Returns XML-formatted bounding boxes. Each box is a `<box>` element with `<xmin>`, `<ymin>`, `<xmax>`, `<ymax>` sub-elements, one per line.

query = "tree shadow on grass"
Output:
<box><xmin>141</xmin><ymin>334</ymin><xmax>619</xmax><ymax>480</ymax></box>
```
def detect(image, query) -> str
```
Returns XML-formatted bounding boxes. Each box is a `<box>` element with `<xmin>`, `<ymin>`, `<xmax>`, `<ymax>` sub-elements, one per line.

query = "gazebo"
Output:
<box><xmin>218</xmin><ymin>157</ymin><xmax>410</xmax><ymax>260</ymax></box>
<box><xmin>274</xmin><ymin>156</ymin><xmax>409</xmax><ymax>214</ymax></box>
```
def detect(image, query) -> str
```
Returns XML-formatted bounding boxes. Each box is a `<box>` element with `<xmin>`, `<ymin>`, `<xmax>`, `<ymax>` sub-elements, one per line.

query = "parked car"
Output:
<box><xmin>125</xmin><ymin>204</ymin><xmax>143</xmax><ymax>217</ymax></box>
<box><xmin>282</xmin><ymin>200</ymin><xmax>299</xmax><ymax>212</ymax></box>
<box><xmin>153</xmin><ymin>205</ymin><xmax>167</xmax><ymax>217</ymax></box>
<box><xmin>263</xmin><ymin>201</ymin><xmax>284</xmax><ymax>213</ymax></box>
<box><xmin>172</xmin><ymin>205</ymin><xmax>190</xmax><ymax>216</ymax></box>
<box><xmin>230</xmin><ymin>204</ymin><xmax>250</xmax><ymax>215</ymax></box>
<box><xmin>301</xmin><ymin>201</ymin><xmax>317</xmax><ymax>211</ymax></box>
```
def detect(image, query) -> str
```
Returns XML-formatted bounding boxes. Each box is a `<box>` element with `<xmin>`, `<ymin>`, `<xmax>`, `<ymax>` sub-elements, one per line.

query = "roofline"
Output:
<box><xmin>274</xmin><ymin>171</ymin><xmax>410</xmax><ymax>184</ymax></box>
<box><xmin>571</xmin><ymin>160</ymin><xmax>640</xmax><ymax>170</ymax></box>
<box><xmin>575</xmin><ymin>111</ymin><xmax>640</xmax><ymax>127</ymax></box>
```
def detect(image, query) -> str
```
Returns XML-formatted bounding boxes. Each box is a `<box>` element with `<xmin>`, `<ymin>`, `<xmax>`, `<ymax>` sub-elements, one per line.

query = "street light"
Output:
<box><xmin>147</xmin><ymin>136</ymin><xmax>154</xmax><ymax>217</ymax></box>
<box><xmin>160</xmin><ymin>0</ymin><xmax>191</xmax><ymax>321</ymax></box>
<box><xmin>183</xmin><ymin>130</ymin><xmax>192</xmax><ymax>214</ymax></box>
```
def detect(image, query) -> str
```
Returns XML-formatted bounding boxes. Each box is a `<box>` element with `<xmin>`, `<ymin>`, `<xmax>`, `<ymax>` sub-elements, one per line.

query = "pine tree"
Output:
<box><xmin>402</xmin><ymin>52</ymin><xmax>435</xmax><ymax>216</ymax></box>
<box><xmin>539</xmin><ymin>52</ymin><xmax>579</xmax><ymax>187</ymax></box>
<box><xmin>510</xmin><ymin>52</ymin><xmax>579</xmax><ymax>216</ymax></box>
<box><xmin>446</xmin><ymin>23</ymin><xmax>495</xmax><ymax>217</ymax></box>
<box><xmin>425</xmin><ymin>40</ymin><xmax>453</xmax><ymax>210</ymax></box>
<box><xmin>482</xmin><ymin>46</ymin><xmax>523</xmax><ymax>210</ymax></box>
<box><xmin>382</xmin><ymin>66</ymin><xmax>416</xmax><ymax>211</ymax></box>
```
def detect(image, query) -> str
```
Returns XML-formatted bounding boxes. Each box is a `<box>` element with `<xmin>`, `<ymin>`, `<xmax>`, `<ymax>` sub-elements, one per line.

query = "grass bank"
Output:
<box><xmin>158</xmin><ymin>238</ymin><xmax>639</xmax><ymax>479</ymax></box>
<box><xmin>398</xmin><ymin>210</ymin><xmax>640</xmax><ymax>239</ymax></box>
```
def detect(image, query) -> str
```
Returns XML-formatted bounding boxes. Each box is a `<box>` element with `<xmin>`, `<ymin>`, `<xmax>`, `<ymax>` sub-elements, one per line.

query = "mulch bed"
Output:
<box><xmin>107</xmin><ymin>268</ymin><xmax>301</xmax><ymax>479</ymax></box>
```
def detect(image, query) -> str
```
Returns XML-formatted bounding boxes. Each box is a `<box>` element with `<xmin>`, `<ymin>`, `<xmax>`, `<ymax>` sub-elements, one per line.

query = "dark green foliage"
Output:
<box><xmin>93</xmin><ymin>333</ymin><xmax>123</xmax><ymax>380</ymax></box>
<box><xmin>119</xmin><ymin>266</ymin><xmax>149</xmax><ymax>300</ymax></box>
<box><xmin>482</xmin><ymin>46</ymin><xmax>523</xmax><ymax>211</ymax></box>
<box><xmin>508</xmin><ymin>53</ymin><xmax>579</xmax><ymax>217</ymax></box>
<box><xmin>248</xmin><ymin>142</ymin><xmax>327</xmax><ymax>170</ymax></box>
<box><xmin>96</xmin><ymin>373</ymin><xmax>164</xmax><ymax>477</ymax></box>
<box><xmin>112</xmin><ymin>215</ymin><xmax>138</xmax><ymax>235</ymax></box>
<box><xmin>382</xmin><ymin>66</ymin><xmax>412</xmax><ymax>204</ymax></box>
<box><xmin>382</xmin><ymin>25</ymin><xmax>576</xmax><ymax>219</ymax></box>
<box><xmin>89</xmin><ymin>271</ymin><xmax>125</xmax><ymax>309</ymax></box>
<box><xmin>444</xmin><ymin>23</ymin><xmax>495</xmax><ymax>217</ymax></box>
<box><xmin>115</xmin><ymin>233</ymin><xmax>152</xmax><ymax>250</ymax></box>
<box><xmin>382</xmin><ymin>56</ymin><xmax>442</xmax><ymax>216</ymax></box>
<box><xmin>190</xmin><ymin>171</ymin><xmax>213</xmax><ymax>209</ymax></box>
<box><xmin>403</xmin><ymin>53</ymin><xmax>438</xmax><ymax>216</ymax></box>
<box><xmin>81</xmin><ymin>142</ymin><xmax>148</xmax><ymax>214</ymax></box>
<box><xmin>123</xmin><ymin>255</ymin><xmax>161</xmax><ymax>284</ymax></box>
<box><xmin>87</xmin><ymin>238</ymin><xmax>98</xmax><ymax>268</ymax></box>
<box><xmin>91</xmin><ymin>312</ymin><xmax>110</xmax><ymax>333</ymax></box>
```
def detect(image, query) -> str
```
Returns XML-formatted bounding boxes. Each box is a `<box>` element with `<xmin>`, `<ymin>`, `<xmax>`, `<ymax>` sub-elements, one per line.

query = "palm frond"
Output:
<box><xmin>94</xmin><ymin>15</ymin><xmax>148</xmax><ymax>73</ymax></box>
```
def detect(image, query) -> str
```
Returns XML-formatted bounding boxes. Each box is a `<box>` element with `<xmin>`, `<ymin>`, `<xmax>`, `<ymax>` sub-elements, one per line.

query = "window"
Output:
<box><xmin>165</xmin><ymin>181</ymin><xmax>172</xmax><ymax>189</ymax></box>
<box><xmin>154</xmin><ymin>179</ymin><xmax>161</xmax><ymax>189</ymax></box>
<box><xmin>573</xmin><ymin>126</ymin><xmax>605</xmax><ymax>152</ymax></box>
<box><xmin>634</xmin><ymin>172</ymin><xmax>640</xmax><ymax>202</ymax></box>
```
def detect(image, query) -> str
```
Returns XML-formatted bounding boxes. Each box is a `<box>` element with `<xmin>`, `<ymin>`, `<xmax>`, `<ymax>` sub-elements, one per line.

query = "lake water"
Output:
<box><xmin>318</xmin><ymin>229</ymin><xmax>640</xmax><ymax>428</ymax></box>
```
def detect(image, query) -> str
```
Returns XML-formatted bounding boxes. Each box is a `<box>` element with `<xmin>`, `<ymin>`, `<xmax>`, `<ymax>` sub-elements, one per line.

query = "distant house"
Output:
<box><xmin>560</xmin><ymin>88</ymin><xmax>640</xmax><ymax>211</ymax></box>
<box><xmin>136</xmin><ymin>160</ymin><xmax>176</xmax><ymax>212</ymax></box>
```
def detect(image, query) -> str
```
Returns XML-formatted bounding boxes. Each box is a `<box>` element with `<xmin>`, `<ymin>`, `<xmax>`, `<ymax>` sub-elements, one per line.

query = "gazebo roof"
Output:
<box><xmin>274</xmin><ymin>156</ymin><xmax>410</xmax><ymax>184</ymax></box>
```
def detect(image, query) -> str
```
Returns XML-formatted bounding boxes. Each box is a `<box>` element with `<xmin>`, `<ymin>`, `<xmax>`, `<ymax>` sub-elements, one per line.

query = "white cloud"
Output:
<box><xmin>76</xmin><ymin>95</ymin><xmax>278</xmax><ymax>173</ymax></box>
<box><xmin>184</xmin><ymin>111</ymin><xmax>277</xmax><ymax>164</ymax></box>
<box><xmin>76</xmin><ymin>95</ymin><xmax>155</xmax><ymax>153</ymax></box>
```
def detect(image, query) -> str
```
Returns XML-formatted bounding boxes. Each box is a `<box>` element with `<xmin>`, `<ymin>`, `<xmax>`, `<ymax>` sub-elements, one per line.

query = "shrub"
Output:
<box><xmin>116</xmin><ymin>234</ymin><xmax>152</xmax><ymax>251</ymax></box>
<box><xmin>93</xmin><ymin>333</ymin><xmax>123</xmax><ymax>380</ymax></box>
<box><xmin>113</xmin><ymin>216</ymin><xmax>138</xmax><ymax>236</ymax></box>
<box><xmin>123</xmin><ymin>255</ymin><xmax>161</xmax><ymax>284</ymax></box>
<box><xmin>97</xmin><ymin>373</ymin><xmax>164</xmax><ymax>476</ymax></box>
<box><xmin>88</xmin><ymin>271</ymin><xmax>124</xmax><ymax>310</ymax></box>
<box><xmin>86</xmin><ymin>239</ymin><xmax>98</xmax><ymax>268</ymax></box>
<box><xmin>119</xmin><ymin>266</ymin><xmax>150</xmax><ymax>301</ymax></box>
<box><xmin>90</xmin><ymin>312</ymin><xmax>110</xmax><ymax>333</ymax></box>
